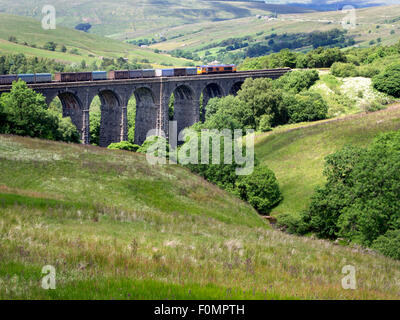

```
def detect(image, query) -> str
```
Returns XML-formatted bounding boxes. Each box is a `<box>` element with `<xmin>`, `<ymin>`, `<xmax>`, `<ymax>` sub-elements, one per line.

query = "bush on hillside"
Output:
<box><xmin>108</xmin><ymin>141</ymin><xmax>140</xmax><ymax>152</ymax></box>
<box><xmin>373</xmin><ymin>63</ymin><xmax>400</xmax><ymax>97</ymax></box>
<box><xmin>285</xmin><ymin>92</ymin><xmax>328</xmax><ymax>123</ymax></box>
<box><xmin>137</xmin><ymin>135</ymin><xmax>169</xmax><ymax>159</ymax></box>
<box><xmin>236</xmin><ymin>166</ymin><xmax>282</xmax><ymax>214</ymax></box>
<box><xmin>182</xmin><ymin>131</ymin><xmax>249</xmax><ymax>191</ymax></box>
<box><xmin>372</xmin><ymin>230</ymin><xmax>400</xmax><ymax>260</ymax></box>
<box><xmin>277</xmin><ymin>69</ymin><xmax>319</xmax><ymax>94</ymax></box>
<box><xmin>55</xmin><ymin>115</ymin><xmax>81</xmax><ymax>143</ymax></box>
<box><xmin>330</xmin><ymin>62</ymin><xmax>358</xmax><ymax>78</ymax></box>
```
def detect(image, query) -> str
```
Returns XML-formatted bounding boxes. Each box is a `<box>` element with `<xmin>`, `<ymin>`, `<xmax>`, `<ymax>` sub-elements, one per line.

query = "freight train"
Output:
<box><xmin>0</xmin><ymin>64</ymin><xmax>237</xmax><ymax>85</ymax></box>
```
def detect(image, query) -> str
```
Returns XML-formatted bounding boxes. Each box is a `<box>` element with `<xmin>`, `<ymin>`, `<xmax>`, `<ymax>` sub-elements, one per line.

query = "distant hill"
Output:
<box><xmin>0</xmin><ymin>13</ymin><xmax>193</xmax><ymax>67</ymax></box>
<box><xmin>0</xmin><ymin>0</ymin><xmax>313</xmax><ymax>38</ymax></box>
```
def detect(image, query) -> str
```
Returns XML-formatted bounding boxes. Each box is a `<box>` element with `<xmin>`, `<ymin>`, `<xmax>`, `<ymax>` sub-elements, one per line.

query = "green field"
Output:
<box><xmin>0</xmin><ymin>0</ymin><xmax>312</xmax><ymax>38</ymax></box>
<box><xmin>255</xmin><ymin>104</ymin><xmax>400</xmax><ymax>217</ymax></box>
<box><xmin>0</xmin><ymin>13</ymin><xmax>192</xmax><ymax>67</ymax></box>
<box><xmin>147</xmin><ymin>4</ymin><xmax>400</xmax><ymax>60</ymax></box>
<box><xmin>1</xmin><ymin>134</ymin><xmax>400</xmax><ymax>299</ymax></box>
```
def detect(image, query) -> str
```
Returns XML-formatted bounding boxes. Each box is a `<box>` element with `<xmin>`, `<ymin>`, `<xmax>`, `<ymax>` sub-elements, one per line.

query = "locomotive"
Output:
<box><xmin>0</xmin><ymin>64</ymin><xmax>237</xmax><ymax>85</ymax></box>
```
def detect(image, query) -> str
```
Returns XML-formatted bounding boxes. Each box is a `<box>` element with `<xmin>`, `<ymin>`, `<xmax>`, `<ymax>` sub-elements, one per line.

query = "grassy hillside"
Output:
<box><xmin>147</xmin><ymin>4</ymin><xmax>400</xmax><ymax>62</ymax></box>
<box><xmin>255</xmin><ymin>104</ymin><xmax>400</xmax><ymax>217</ymax></box>
<box><xmin>1</xmin><ymin>134</ymin><xmax>400</xmax><ymax>299</ymax></box>
<box><xmin>0</xmin><ymin>13</ymin><xmax>192</xmax><ymax>67</ymax></box>
<box><xmin>0</xmin><ymin>0</ymin><xmax>312</xmax><ymax>38</ymax></box>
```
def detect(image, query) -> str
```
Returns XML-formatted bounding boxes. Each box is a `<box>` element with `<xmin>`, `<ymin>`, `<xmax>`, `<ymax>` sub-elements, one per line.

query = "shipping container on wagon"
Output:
<box><xmin>35</xmin><ymin>73</ymin><xmax>52</xmax><ymax>83</ymax></box>
<box><xmin>108</xmin><ymin>70</ymin><xmax>130</xmax><ymax>80</ymax></box>
<box><xmin>0</xmin><ymin>74</ymin><xmax>17</xmax><ymax>85</ymax></box>
<box><xmin>92</xmin><ymin>71</ymin><xmax>108</xmax><ymax>81</ymax></box>
<box><xmin>76</xmin><ymin>72</ymin><xmax>92</xmax><ymax>82</ymax></box>
<box><xmin>17</xmin><ymin>74</ymin><xmax>35</xmax><ymax>83</ymax></box>
<box><xmin>155</xmin><ymin>69</ymin><xmax>174</xmax><ymax>77</ymax></box>
<box><xmin>173</xmin><ymin>68</ymin><xmax>186</xmax><ymax>77</ymax></box>
<box><xmin>185</xmin><ymin>67</ymin><xmax>197</xmax><ymax>76</ymax></box>
<box><xmin>142</xmin><ymin>69</ymin><xmax>156</xmax><ymax>78</ymax></box>
<box><xmin>129</xmin><ymin>70</ymin><xmax>143</xmax><ymax>78</ymax></box>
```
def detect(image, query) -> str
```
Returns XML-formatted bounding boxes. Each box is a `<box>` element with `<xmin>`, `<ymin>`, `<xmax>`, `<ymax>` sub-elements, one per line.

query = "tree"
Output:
<box><xmin>331</xmin><ymin>62</ymin><xmax>358</xmax><ymax>77</ymax></box>
<box><xmin>276</xmin><ymin>69</ymin><xmax>319</xmax><ymax>93</ymax></box>
<box><xmin>236</xmin><ymin>166</ymin><xmax>282</xmax><ymax>214</ymax></box>
<box><xmin>43</xmin><ymin>41</ymin><xmax>57</xmax><ymax>51</ymax></box>
<box><xmin>286</xmin><ymin>92</ymin><xmax>328</xmax><ymax>123</ymax></box>
<box><xmin>373</xmin><ymin>63</ymin><xmax>400</xmax><ymax>97</ymax></box>
<box><xmin>201</xmin><ymin>96</ymin><xmax>253</xmax><ymax>132</ymax></box>
<box><xmin>237</xmin><ymin>78</ymin><xmax>286</xmax><ymax>129</ymax></box>
<box><xmin>301</xmin><ymin>131</ymin><xmax>400</xmax><ymax>247</ymax></box>
<box><xmin>0</xmin><ymin>80</ymin><xmax>58</xmax><ymax>139</ymax></box>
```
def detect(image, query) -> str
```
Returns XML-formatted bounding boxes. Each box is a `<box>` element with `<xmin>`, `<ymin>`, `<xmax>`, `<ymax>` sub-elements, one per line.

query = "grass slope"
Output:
<box><xmin>0</xmin><ymin>0</ymin><xmax>312</xmax><ymax>38</ymax></box>
<box><xmin>0</xmin><ymin>135</ymin><xmax>400</xmax><ymax>299</ymax></box>
<box><xmin>0</xmin><ymin>13</ymin><xmax>191</xmax><ymax>67</ymax></box>
<box><xmin>148</xmin><ymin>4</ymin><xmax>400</xmax><ymax>58</ymax></box>
<box><xmin>255</xmin><ymin>104</ymin><xmax>400</xmax><ymax>217</ymax></box>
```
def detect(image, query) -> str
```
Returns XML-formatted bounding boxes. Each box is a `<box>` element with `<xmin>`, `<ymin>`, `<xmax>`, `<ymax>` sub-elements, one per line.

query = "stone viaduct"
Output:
<box><xmin>0</xmin><ymin>68</ymin><xmax>291</xmax><ymax>147</ymax></box>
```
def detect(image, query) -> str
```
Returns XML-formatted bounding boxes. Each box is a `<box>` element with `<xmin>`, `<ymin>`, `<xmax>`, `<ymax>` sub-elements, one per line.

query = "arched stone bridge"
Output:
<box><xmin>0</xmin><ymin>68</ymin><xmax>291</xmax><ymax>147</ymax></box>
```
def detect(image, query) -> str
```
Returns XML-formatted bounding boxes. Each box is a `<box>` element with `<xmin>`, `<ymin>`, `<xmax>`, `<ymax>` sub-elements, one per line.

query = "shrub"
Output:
<box><xmin>55</xmin><ymin>115</ymin><xmax>80</xmax><ymax>143</ymax></box>
<box><xmin>183</xmin><ymin>131</ymin><xmax>249</xmax><ymax>191</ymax></box>
<box><xmin>276</xmin><ymin>213</ymin><xmax>307</xmax><ymax>234</ymax></box>
<box><xmin>372</xmin><ymin>230</ymin><xmax>400</xmax><ymax>260</ymax></box>
<box><xmin>0</xmin><ymin>80</ymin><xmax>58</xmax><ymax>139</ymax></box>
<box><xmin>108</xmin><ymin>141</ymin><xmax>140</xmax><ymax>152</ymax></box>
<box><xmin>137</xmin><ymin>136</ymin><xmax>169</xmax><ymax>158</ymax></box>
<box><xmin>287</xmin><ymin>92</ymin><xmax>328</xmax><ymax>123</ymax></box>
<box><xmin>236</xmin><ymin>166</ymin><xmax>282</xmax><ymax>214</ymax></box>
<box><xmin>330</xmin><ymin>62</ymin><xmax>358</xmax><ymax>77</ymax></box>
<box><xmin>372</xmin><ymin>63</ymin><xmax>400</xmax><ymax>97</ymax></box>
<box><xmin>277</xmin><ymin>69</ymin><xmax>319</xmax><ymax>94</ymax></box>
<box><xmin>258</xmin><ymin>114</ymin><xmax>272</xmax><ymax>132</ymax></box>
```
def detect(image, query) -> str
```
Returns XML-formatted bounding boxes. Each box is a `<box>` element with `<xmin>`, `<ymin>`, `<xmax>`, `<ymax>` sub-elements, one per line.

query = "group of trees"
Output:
<box><xmin>278</xmin><ymin>131</ymin><xmax>400</xmax><ymax>260</ymax></box>
<box><xmin>197</xmin><ymin>69</ymin><xmax>325</xmax><ymax>133</ymax></box>
<box><xmin>0</xmin><ymin>54</ymin><xmax>66</xmax><ymax>74</ymax></box>
<box><xmin>0</xmin><ymin>81</ymin><xmax>80</xmax><ymax>143</ymax></box>
<box><xmin>247</xmin><ymin>29</ymin><xmax>354</xmax><ymax>58</ymax></box>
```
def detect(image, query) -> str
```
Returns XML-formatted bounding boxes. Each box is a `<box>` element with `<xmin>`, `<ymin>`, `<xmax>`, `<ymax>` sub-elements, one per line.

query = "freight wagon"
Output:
<box><xmin>108</xmin><ymin>70</ymin><xmax>130</xmax><ymax>80</ymax></box>
<box><xmin>54</xmin><ymin>72</ymin><xmax>92</xmax><ymax>82</ymax></box>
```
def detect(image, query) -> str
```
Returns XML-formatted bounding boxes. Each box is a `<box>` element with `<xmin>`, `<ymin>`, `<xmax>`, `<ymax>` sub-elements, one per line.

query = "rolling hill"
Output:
<box><xmin>0</xmin><ymin>13</ymin><xmax>192</xmax><ymax>67</ymax></box>
<box><xmin>148</xmin><ymin>4</ymin><xmax>400</xmax><ymax>61</ymax></box>
<box><xmin>0</xmin><ymin>0</ymin><xmax>313</xmax><ymax>38</ymax></box>
<box><xmin>1</xmin><ymin>134</ymin><xmax>400</xmax><ymax>299</ymax></box>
